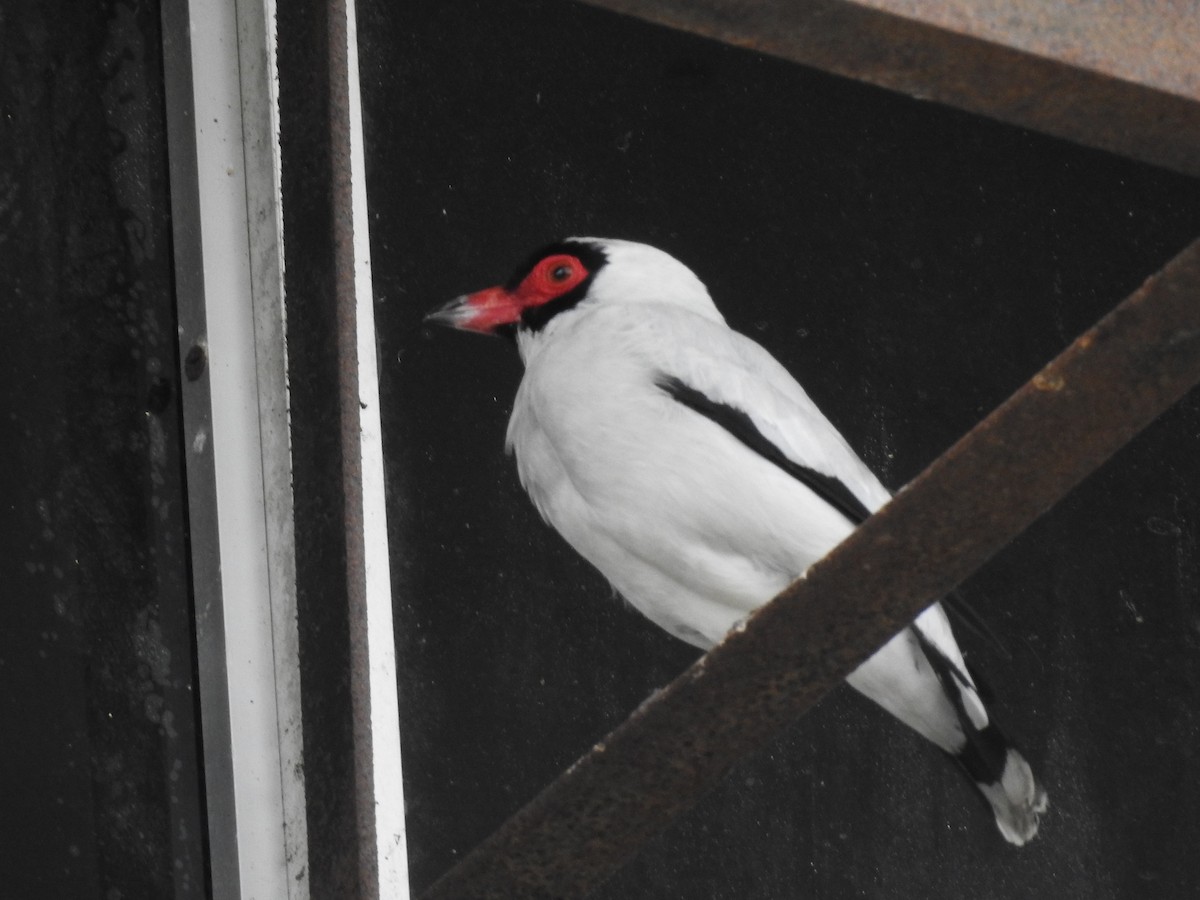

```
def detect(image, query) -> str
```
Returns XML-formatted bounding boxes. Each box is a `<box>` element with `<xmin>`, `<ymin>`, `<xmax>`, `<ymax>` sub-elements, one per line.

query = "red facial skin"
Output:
<box><xmin>436</xmin><ymin>254</ymin><xmax>589</xmax><ymax>333</ymax></box>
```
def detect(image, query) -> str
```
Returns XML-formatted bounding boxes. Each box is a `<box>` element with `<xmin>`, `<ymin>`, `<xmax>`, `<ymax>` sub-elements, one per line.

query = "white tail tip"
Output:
<box><xmin>978</xmin><ymin>748</ymin><xmax>1049</xmax><ymax>845</ymax></box>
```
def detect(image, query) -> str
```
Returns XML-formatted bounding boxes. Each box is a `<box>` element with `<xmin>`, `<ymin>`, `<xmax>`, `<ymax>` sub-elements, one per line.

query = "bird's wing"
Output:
<box><xmin>653</xmin><ymin>318</ymin><xmax>1000</xmax><ymax>650</ymax></box>
<box><xmin>649</xmin><ymin>314</ymin><xmax>894</xmax><ymax>522</ymax></box>
<box><xmin>506</xmin><ymin>304</ymin><xmax>892</xmax><ymax>623</ymax></box>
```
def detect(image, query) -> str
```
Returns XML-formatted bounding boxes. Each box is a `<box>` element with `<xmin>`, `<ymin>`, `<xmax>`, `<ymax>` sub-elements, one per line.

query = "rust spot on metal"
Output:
<box><xmin>1032</xmin><ymin>371</ymin><xmax>1066</xmax><ymax>392</ymax></box>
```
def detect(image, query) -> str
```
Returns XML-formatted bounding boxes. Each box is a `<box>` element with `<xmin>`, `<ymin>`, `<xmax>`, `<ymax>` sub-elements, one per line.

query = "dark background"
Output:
<box><xmin>358</xmin><ymin>0</ymin><xmax>1200</xmax><ymax>896</ymax></box>
<box><xmin>0</xmin><ymin>0</ymin><xmax>207</xmax><ymax>897</ymax></box>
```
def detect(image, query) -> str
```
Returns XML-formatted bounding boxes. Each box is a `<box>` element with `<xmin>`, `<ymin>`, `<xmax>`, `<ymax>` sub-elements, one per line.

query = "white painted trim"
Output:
<box><xmin>234</xmin><ymin>0</ymin><xmax>312</xmax><ymax>895</ymax></box>
<box><xmin>345</xmin><ymin>0</ymin><xmax>412</xmax><ymax>894</ymax></box>
<box><xmin>167</xmin><ymin>0</ymin><xmax>309</xmax><ymax>896</ymax></box>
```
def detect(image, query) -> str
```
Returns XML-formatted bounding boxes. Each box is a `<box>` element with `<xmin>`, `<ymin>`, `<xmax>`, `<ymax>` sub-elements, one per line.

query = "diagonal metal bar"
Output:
<box><xmin>575</xmin><ymin>0</ymin><xmax>1200</xmax><ymax>179</ymax></box>
<box><xmin>421</xmin><ymin>236</ymin><xmax>1200</xmax><ymax>899</ymax></box>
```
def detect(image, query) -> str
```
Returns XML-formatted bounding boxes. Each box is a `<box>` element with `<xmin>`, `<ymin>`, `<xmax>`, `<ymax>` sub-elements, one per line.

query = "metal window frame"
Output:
<box><xmin>162</xmin><ymin>0</ymin><xmax>307</xmax><ymax>894</ymax></box>
<box><xmin>348</xmin><ymin>0</ymin><xmax>411</xmax><ymax>889</ymax></box>
<box><xmin>162</xmin><ymin>0</ymin><xmax>407</xmax><ymax>896</ymax></box>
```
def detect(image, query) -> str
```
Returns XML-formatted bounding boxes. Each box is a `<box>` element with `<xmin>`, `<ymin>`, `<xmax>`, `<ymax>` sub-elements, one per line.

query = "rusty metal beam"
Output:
<box><xmin>575</xmin><ymin>0</ymin><xmax>1200</xmax><ymax>179</ymax></box>
<box><xmin>421</xmin><ymin>239</ymin><xmax>1200</xmax><ymax>899</ymax></box>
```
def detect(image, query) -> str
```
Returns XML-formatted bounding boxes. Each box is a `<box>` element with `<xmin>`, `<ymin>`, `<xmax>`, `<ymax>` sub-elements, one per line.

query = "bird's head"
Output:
<box><xmin>426</xmin><ymin>238</ymin><xmax>723</xmax><ymax>346</ymax></box>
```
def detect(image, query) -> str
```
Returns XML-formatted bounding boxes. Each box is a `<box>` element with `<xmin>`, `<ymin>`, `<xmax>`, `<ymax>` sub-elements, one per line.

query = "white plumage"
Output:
<box><xmin>428</xmin><ymin>237</ymin><xmax>1047</xmax><ymax>844</ymax></box>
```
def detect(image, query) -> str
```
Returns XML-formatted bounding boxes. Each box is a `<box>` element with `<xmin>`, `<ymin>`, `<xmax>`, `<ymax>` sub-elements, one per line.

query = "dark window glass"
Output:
<box><xmin>0</xmin><ymin>1</ymin><xmax>207</xmax><ymax>897</ymax></box>
<box><xmin>359</xmin><ymin>0</ymin><xmax>1200</xmax><ymax>896</ymax></box>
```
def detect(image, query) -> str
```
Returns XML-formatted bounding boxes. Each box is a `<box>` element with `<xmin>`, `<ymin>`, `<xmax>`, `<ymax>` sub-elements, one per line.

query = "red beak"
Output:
<box><xmin>425</xmin><ymin>286</ymin><xmax>523</xmax><ymax>334</ymax></box>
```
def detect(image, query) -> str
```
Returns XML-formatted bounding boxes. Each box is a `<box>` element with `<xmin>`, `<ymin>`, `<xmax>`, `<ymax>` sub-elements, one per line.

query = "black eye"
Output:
<box><xmin>550</xmin><ymin>264</ymin><xmax>573</xmax><ymax>281</ymax></box>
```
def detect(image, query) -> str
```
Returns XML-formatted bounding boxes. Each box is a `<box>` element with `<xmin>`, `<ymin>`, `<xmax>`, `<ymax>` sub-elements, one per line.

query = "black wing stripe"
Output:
<box><xmin>655</xmin><ymin>374</ymin><xmax>873</xmax><ymax>526</ymax></box>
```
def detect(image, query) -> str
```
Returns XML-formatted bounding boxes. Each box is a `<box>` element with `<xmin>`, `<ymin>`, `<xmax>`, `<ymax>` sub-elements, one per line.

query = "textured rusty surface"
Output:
<box><xmin>854</xmin><ymin>0</ymin><xmax>1200</xmax><ymax>98</ymax></box>
<box><xmin>421</xmin><ymin>237</ymin><xmax>1200</xmax><ymax>899</ymax></box>
<box><xmin>576</xmin><ymin>0</ymin><xmax>1200</xmax><ymax>178</ymax></box>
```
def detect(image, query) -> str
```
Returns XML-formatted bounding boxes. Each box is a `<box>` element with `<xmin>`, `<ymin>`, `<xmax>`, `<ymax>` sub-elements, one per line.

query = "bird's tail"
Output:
<box><xmin>974</xmin><ymin>746</ymin><xmax>1049</xmax><ymax>846</ymax></box>
<box><xmin>911</xmin><ymin>625</ymin><xmax>1049</xmax><ymax>845</ymax></box>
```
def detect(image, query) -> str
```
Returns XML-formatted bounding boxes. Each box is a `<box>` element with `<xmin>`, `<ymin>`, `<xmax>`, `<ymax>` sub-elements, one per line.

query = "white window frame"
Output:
<box><xmin>162</xmin><ymin>0</ymin><xmax>408</xmax><ymax>895</ymax></box>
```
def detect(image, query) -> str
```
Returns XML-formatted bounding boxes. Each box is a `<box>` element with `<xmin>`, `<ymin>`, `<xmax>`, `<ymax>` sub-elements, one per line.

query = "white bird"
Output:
<box><xmin>427</xmin><ymin>237</ymin><xmax>1048</xmax><ymax>844</ymax></box>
